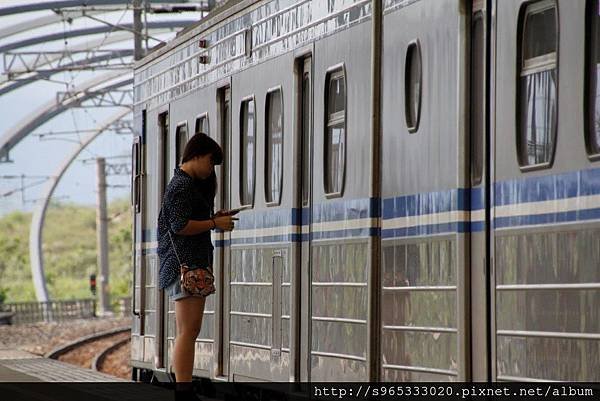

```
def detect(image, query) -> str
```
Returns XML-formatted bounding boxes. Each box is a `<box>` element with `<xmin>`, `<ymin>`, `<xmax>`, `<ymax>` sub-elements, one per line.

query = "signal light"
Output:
<box><xmin>90</xmin><ymin>274</ymin><xmax>97</xmax><ymax>296</ymax></box>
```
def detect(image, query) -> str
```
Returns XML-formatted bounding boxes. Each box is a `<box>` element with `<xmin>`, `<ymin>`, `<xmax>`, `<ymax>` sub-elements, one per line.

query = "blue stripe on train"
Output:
<box><xmin>382</xmin><ymin>222</ymin><xmax>472</xmax><ymax>239</ymax></box>
<box><xmin>494</xmin><ymin>167</ymin><xmax>600</xmax><ymax>207</ymax></box>
<box><xmin>136</xmin><ymin>167</ymin><xmax>600</xmax><ymax>244</ymax></box>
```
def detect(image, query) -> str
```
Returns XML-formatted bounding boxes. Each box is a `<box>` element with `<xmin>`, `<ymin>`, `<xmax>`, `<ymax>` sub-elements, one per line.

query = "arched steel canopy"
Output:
<box><xmin>0</xmin><ymin>20</ymin><xmax>195</xmax><ymax>53</ymax></box>
<box><xmin>0</xmin><ymin>29</ymin><xmax>175</xmax><ymax>96</ymax></box>
<box><xmin>0</xmin><ymin>10</ymin><xmax>105</xmax><ymax>41</ymax></box>
<box><xmin>0</xmin><ymin>2</ymin><xmax>208</xmax><ymax>41</ymax></box>
<box><xmin>29</xmin><ymin>108</ymin><xmax>131</xmax><ymax>301</ymax></box>
<box><xmin>0</xmin><ymin>70</ymin><xmax>132</xmax><ymax>161</ymax></box>
<box><xmin>0</xmin><ymin>0</ymin><xmax>205</xmax><ymax>16</ymax></box>
<box><xmin>0</xmin><ymin>51</ymin><xmax>134</xmax><ymax>96</ymax></box>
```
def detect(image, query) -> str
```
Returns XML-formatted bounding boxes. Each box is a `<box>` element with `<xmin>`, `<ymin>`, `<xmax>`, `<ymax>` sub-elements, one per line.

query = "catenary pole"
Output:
<box><xmin>96</xmin><ymin>157</ymin><xmax>111</xmax><ymax>314</ymax></box>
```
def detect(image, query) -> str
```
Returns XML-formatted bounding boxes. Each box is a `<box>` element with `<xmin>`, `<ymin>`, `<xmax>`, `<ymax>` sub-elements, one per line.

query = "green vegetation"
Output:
<box><xmin>0</xmin><ymin>198</ymin><xmax>132</xmax><ymax>308</ymax></box>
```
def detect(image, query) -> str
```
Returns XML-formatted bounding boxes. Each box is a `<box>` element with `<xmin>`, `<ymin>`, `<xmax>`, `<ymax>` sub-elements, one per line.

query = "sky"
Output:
<box><xmin>0</xmin><ymin>0</ymin><xmax>203</xmax><ymax>216</ymax></box>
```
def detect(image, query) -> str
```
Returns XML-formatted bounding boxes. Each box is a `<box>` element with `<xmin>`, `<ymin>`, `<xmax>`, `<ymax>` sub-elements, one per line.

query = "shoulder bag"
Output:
<box><xmin>168</xmin><ymin>230</ymin><xmax>216</xmax><ymax>297</ymax></box>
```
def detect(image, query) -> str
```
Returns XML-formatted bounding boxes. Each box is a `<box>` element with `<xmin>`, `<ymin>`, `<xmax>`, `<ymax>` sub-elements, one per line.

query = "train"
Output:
<box><xmin>130</xmin><ymin>0</ymin><xmax>600</xmax><ymax>383</ymax></box>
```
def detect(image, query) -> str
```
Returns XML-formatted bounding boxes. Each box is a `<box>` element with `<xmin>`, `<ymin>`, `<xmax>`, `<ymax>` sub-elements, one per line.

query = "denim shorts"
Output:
<box><xmin>167</xmin><ymin>266</ymin><xmax>211</xmax><ymax>301</ymax></box>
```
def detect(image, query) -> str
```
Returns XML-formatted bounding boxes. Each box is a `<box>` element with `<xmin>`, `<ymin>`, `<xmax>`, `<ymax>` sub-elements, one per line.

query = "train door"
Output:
<box><xmin>155</xmin><ymin>109</ymin><xmax>173</xmax><ymax>369</ymax></box>
<box><xmin>131</xmin><ymin>110</ymin><xmax>146</xmax><ymax>377</ymax></box>
<box><xmin>469</xmin><ymin>0</ymin><xmax>492</xmax><ymax>381</ymax></box>
<box><xmin>145</xmin><ymin>107</ymin><xmax>170</xmax><ymax>371</ymax></box>
<box><xmin>162</xmin><ymin>121</ymin><xmax>189</xmax><ymax>375</ymax></box>
<box><xmin>380</xmin><ymin>0</ymin><xmax>470</xmax><ymax>381</ymax></box>
<box><xmin>215</xmin><ymin>85</ymin><xmax>231</xmax><ymax>379</ymax></box>
<box><xmin>297</xmin><ymin>55</ymin><xmax>313</xmax><ymax>382</ymax></box>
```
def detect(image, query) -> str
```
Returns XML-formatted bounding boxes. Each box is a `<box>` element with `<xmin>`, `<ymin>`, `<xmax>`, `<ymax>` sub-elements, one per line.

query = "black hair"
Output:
<box><xmin>181</xmin><ymin>133</ymin><xmax>223</xmax><ymax>201</ymax></box>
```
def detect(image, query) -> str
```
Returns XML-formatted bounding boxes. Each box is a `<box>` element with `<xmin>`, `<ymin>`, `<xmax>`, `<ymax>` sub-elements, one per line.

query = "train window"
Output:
<box><xmin>301</xmin><ymin>66</ymin><xmax>311</xmax><ymax>207</ymax></box>
<box><xmin>586</xmin><ymin>0</ymin><xmax>600</xmax><ymax>157</ymax></box>
<box><xmin>324</xmin><ymin>67</ymin><xmax>346</xmax><ymax>195</ymax></box>
<box><xmin>131</xmin><ymin>110</ymin><xmax>146</xmax><ymax>213</ymax></box>
<box><xmin>195</xmin><ymin>113</ymin><xmax>209</xmax><ymax>135</ymax></box>
<box><xmin>265</xmin><ymin>88</ymin><xmax>283</xmax><ymax>205</ymax></box>
<box><xmin>240</xmin><ymin>97</ymin><xmax>256</xmax><ymax>206</ymax></box>
<box><xmin>405</xmin><ymin>40</ymin><xmax>422</xmax><ymax>133</ymax></box>
<box><xmin>517</xmin><ymin>0</ymin><xmax>558</xmax><ymax>168</ymax></box>
<box><xmin>131</xmin><ymin>136</ymin><xmax>141</xmax><ymax>213</ymax></box>
<box><xmin>158</xmin><ymin>111</ymin><xmax>170</xmax><ymax>197</ymax></box>
<box><xmin>471</xmin><ymin>13</ymin><xmax>485</xmax><ymax>186</ymax></box>
<box><xmin>175</xmin><ymin>122</ymin><xmax>188</xmax><ymax>165</ymax></box>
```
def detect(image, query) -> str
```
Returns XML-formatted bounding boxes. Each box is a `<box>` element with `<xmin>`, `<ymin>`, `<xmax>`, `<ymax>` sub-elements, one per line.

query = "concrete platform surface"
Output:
<box><xmin>0</xmin><ymin>357</ymin><xmax>126</xmax><ymax>382</ymax></box>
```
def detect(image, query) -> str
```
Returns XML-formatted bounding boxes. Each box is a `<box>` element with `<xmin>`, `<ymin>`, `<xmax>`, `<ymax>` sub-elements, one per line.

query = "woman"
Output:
<box><xmin>157</xmin><ymin>133</ymin><xmax>236</xmax><ymax>401</ymax></box>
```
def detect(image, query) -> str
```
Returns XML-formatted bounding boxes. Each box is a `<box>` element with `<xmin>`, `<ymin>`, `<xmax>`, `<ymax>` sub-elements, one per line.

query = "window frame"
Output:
<box><xmin>404</xmin><ymin>39</ymin><xmax>423</xmax><ymax>134</ymax></box>
<box><xmin>195</xmin><ymin>112</ymin><xmax>209</xmax><ymax>136</ymax></box>
<box><xmin>324</xmin><ymin>63</ymin><xmax>347</xmax><ymax>199</ymax></box>
<box><xmin>239</xmin><ymin>94</ymin><xmax>257</xmax><ymax>207</ymax></box>
<box><xmin>175</xmin><ymin>121</ymin><xmax>189</xmax><ymax>166</ymax></box>
<box><xmin>515</xmin><ymin>0</ymin><xmax>560</xmax><ymax>172</ymax></box>
<box><xmin>585</xmin><ymin>0</ymin><xmax>600</xmax><ymax>160</ymax></box>
<box><xmin>264</xmin><ymin>85</ymin><xmax>284</xmax><ymax>206</ymax></box>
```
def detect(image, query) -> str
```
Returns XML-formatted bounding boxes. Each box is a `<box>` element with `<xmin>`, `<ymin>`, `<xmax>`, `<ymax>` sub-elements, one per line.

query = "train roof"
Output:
<box><xmin>134</xmin><ymin>0</ymin><xmax>255</xmax><ymax>71</ymax></box>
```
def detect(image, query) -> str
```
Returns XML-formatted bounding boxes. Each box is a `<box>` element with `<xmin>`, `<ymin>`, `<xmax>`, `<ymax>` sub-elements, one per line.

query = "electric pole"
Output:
<box><xmin>96</xmin><ymin>157</ymin><xmax>111</xmax><ymax>315</ymax></box>
<box><xmin>133</xmin><ymin>0</ymin><xmax>144</xmax><ymax>60</ymax></box>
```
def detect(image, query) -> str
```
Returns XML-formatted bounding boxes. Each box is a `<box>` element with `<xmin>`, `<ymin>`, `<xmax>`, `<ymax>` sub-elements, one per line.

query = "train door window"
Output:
<box><xmin>240</xmin><ymin>96</ymin><xmax>256</xmax><ymax>206</ymax></box>
<box><xmin>175</xmin><ymin>122</ymin><xmax>188</xmax><ymax>166</ymax></box>
<box><xmin>586</xmin><ymin>0</ymin><xmax>600</xmax><ymax>157</ymax></box>
<box><xmin>324</xmin><ymin>67</ymin><xmax>346</xmax><ymax>196</ymax></box>
<box><xmin>132</xmin><ymin>137</ymin><xmax>141</xmax><ymax>213</ymax></box>
<box><xmin>405</xmin><ymin>40</ymin><xmax>422</xmax><ymax>133</ymax></box>
<box><xmin>195</xmin><ymin>113</ymin><xmax>210</xmax><ymax>136</ymax></box>
<box><xmin>517</xmin><ymin>0</ymin><xmax>558</xmax><ymax>168</ymax></box>
<box><xmin>471</xmin><ymin>13</ymin><xmax>485</xmax><ymax>185</ymax></box>
<box><xmin>265</xmin><ymin>88</ymin><xmax>283</xmax><ymax>205</ymax></box>
<box><xmin>302</xmin><ymin>62</ymin><xmax>312</xmax><ymax>207</ymax></box>
<box><xmin>131</xmin><ymin>111</ymin><xmax>145</xmax><ymax>213</ymax></box>
<box><xmin>159</xmin><ymin>111</ymin><xmax>170</xmax><ymax>197</ymax></box>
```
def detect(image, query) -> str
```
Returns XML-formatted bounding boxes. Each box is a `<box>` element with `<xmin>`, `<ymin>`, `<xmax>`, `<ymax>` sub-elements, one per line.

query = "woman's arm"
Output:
<box><xmin>176</xmin><ymin>219</ymin><xmax>215</xmax><ymax>236</ymax></box>
<box><xmin>176</xmin><ymin>215</ymin><xmax>236</xmax><ymax>236</ymax></box>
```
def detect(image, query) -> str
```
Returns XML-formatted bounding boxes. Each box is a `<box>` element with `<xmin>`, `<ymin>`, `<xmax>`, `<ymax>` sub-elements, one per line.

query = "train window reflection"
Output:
<box><xmin>405</xmin><ymin>40</ymin><xmax>422</xmax><ymax>133</ymax></box>
<box><xmin>265</xmin><ymin>88</ymin><xmax>283</xmax><ymax>205</ymax></box>
<box><xmin>471</xmin><ymin>14</ymin><xmax>485</xmax><ymax>186</ymax></box>
<box><xmin>195</xmin><ymin>113</ymin><xmax>209</xmax><ymax>136</ymax></box>
<box><xmin>517</xmin><ymin>0</ymin><xmax>558</xmax><ymax>168</ymax></box>
<box><xmin>175</xmin><ymin>122</ymin><xmax>188</xmax><ymax>166</ymax></box>
<box><xmin>301</xmin><ymin>71</ymin><xmax>311</xmax><ymax>206</ymax></box>
<box><xmin>240</xmin><ymin>97</ymin><xmax>256</xmax><ymax>206</ymax></box>
<box><xmin>131</xmin><ymin>139</ymin><xmax>140</xmax><ymax>213</ymax></box>
<box><xmin>586</xmin><ymin>0</ymin><xmax>600</xmax><ymax>156</ymax></box>
<box><xmin>325</xmin><ymin>68</ymin><xmax>346</xmax><ymax>195</ymax></box>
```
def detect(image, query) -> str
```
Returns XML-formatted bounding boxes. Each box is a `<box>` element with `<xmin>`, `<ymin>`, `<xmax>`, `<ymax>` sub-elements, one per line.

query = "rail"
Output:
<box><xmin>92</xmin><ymin>336</ymin><xmax>130</xmax><ymax>372</ymax></box>
<box><xmin>45</xmin><ymin>326</ymin><xmax>131</xmax><ymax>359</ymax></box>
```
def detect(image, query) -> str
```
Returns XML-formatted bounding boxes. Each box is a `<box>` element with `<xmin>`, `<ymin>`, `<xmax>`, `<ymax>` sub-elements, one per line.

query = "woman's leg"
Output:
<box><xmin>173</xmin><ymin>295</ymin><xmax>206</xmax><ymax>382</ymax></box>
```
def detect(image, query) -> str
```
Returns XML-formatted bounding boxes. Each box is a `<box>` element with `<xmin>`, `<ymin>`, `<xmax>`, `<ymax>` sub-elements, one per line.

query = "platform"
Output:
<box><xmin>0</xmin><ymin>357</ymin><xmax>127</xmax><ymax>382</ymax></box>
<box><xmin>0</xmin><ymin>348</ymin><xmax>223</xmax><ymax>400</ymax></box>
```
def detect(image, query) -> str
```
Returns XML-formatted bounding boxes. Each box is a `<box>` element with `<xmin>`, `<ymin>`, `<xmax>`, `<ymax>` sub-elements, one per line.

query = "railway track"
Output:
<box><xmin>45</xmin><ymin>326</ymin><xmax>131</xmax><ymax>379</ymax></box>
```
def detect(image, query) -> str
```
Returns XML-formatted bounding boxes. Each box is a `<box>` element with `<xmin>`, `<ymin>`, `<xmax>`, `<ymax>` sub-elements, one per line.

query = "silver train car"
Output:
<box><xmin>130</xmin><ymin>0</ymin><xmax>600</xmax><ymax>382</ymax></box>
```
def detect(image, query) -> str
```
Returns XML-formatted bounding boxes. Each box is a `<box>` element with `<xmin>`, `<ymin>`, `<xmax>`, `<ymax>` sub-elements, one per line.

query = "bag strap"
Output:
<box><xmin>167</xmin><ymin>230</ymin><xmax>183</xmax><ymax>266</ymax></box>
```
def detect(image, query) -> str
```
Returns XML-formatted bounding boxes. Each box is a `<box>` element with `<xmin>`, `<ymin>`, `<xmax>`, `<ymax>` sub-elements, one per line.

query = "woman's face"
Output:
<box><xmin>192</xmin><ymin>153</ymin><xmax>214</xmax><ymax>179</ymax></box>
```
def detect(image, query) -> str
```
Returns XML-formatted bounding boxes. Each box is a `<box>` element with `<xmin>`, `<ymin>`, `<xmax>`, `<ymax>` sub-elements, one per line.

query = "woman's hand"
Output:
<box><xmin>214</xmin><ymin>209</ymin><xmax>228</xmax><ymax>217</ymax></box>
<box><xmin>213</xmin><ymin>215</ymin><xmax>236</xmax><ymax>231</ymax></box>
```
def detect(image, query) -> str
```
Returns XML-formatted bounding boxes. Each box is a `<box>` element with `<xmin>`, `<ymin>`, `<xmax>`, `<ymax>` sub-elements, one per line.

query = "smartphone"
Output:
<box><xmin>226</xmin><ymin>207</ymin><xmax>245</xmax><ymax>215</ymax></box>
